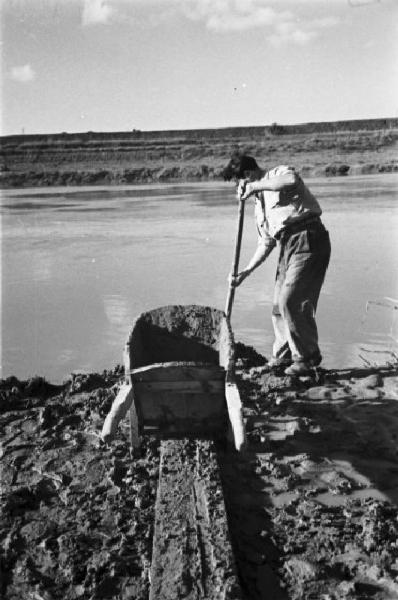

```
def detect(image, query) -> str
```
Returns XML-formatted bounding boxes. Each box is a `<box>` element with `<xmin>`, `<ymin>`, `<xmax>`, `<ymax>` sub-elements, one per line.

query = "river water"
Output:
<box><xmin>1</xmin><ymin>174</ymin><xmax>398</xmax><ymax>383</ymax></box>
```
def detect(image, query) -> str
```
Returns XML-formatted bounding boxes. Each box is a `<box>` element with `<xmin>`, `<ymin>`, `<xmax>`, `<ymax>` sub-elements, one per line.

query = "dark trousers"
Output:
<box><xmin>272</xmin><ymin>220</ymin><xmax>331</xmax><ymax>362</ymax></box>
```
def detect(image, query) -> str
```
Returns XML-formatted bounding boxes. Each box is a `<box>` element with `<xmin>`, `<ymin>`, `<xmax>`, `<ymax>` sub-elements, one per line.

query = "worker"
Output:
<box><xmin>224</xmin><ymin>154</ymin><xmax>331</xmax><ymax>376</ymax></box>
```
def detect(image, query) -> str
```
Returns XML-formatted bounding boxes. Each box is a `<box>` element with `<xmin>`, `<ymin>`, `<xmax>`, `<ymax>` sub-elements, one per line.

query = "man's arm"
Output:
<box><xmin>241</xmin><ymin>169</ymin><xmax>298</xmax><ymax>198</ymax></box>
<box><xmin>229</xmin><ymin>238</ymin><xmax>276</xmax><ymax>287</ymax></box>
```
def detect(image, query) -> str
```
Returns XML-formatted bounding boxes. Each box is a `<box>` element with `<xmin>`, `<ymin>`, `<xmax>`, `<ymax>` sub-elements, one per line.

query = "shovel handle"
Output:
<box><xmin>225</xmin><ymin>198</ymin><xmax>245</xmax><ymax>319</ymax></box>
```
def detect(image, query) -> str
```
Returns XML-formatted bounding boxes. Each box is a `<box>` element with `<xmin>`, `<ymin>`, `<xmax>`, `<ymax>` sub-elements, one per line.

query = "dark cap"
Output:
<box><xmin>222</xmin><ymin>154</ymin><xmax>260</xmax><ymax>181</ymax></box>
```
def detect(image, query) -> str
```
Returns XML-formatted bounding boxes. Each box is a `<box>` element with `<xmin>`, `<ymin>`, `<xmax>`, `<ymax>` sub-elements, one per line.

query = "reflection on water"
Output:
<box><xmin>1</xmin><ymin>175</ymin><xmax>398</xmax><ymax>382</ymax></box>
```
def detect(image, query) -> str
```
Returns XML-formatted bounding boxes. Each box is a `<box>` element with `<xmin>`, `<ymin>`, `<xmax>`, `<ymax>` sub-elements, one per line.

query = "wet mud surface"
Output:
<box><xmin>1</xmin><ymin>349</ymin><xmax>398</xmax><ymax>599</ymax></box>
<box><xmin>1</xmin><ymin>369</ymin><xmax>159</xmax><ymax>600</ymax></box>
<box><xmin>220</xmin><ymin>346</ymin><xmax>398</xmax><ymax>599</ymax></box>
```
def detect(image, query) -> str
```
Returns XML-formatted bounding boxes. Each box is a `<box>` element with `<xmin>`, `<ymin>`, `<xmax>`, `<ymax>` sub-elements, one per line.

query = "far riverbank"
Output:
<box><xmin>1</xmin><ymin>119</ymin><xmax>397</xmax><ymax>188</ymax></box>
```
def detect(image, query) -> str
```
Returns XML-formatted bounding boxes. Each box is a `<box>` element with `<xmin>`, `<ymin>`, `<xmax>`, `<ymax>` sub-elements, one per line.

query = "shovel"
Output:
<box><xmin>225</xmin><ymin>194</ymin><xmax>246</xmax><ymax>320</ymax></box>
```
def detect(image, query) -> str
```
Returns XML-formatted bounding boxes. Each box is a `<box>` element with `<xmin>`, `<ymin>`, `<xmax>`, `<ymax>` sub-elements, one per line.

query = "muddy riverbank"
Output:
<box><xmin>1</xmin><ymin>346</ymin><xmax>398</xmax><ymax>599</ymax></box>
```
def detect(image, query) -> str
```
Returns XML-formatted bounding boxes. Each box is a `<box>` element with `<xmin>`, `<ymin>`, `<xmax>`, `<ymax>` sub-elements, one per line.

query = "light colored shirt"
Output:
<box><xmin>254</xmin><ymin>165</ymin><xmax>322</xmax><ymax>250</ymax></box>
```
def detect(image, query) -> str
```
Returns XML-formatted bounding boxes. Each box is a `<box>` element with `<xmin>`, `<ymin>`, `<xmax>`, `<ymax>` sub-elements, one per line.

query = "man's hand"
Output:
<box><xmin>238</xmin><ymin>179</ymin><xmax>255</xmax><ymax>201</ymax></box>
<box><xmin>237</xmin><ymin>178</ymin><xmax>250</xmax><ymax>201</ymax></box>
<box><xmin>228</xmin><ymin>270</ymin><xmax>250</xmax><ymax>287</ymax></box>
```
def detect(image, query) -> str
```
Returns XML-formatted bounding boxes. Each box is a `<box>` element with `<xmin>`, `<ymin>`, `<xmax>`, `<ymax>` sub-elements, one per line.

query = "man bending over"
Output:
<box><xmin>224</xmin><ymin>154</ymin><xmax>331</xmax><ymax>376</ymax></box>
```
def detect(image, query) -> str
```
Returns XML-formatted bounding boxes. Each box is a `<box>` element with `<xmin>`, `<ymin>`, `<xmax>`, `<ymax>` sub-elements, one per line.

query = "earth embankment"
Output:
<box><xmin>1</xmin><ymin>118</ymin><xmax>397</xmax><ymax>188</ymax></box>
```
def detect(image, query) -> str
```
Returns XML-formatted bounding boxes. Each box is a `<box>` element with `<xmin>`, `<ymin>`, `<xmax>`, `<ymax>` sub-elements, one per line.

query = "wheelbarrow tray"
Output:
<box><xmin>102</xmin><ymin>304</ymin><xmax>245</xmax><ymax>450</ymax></box>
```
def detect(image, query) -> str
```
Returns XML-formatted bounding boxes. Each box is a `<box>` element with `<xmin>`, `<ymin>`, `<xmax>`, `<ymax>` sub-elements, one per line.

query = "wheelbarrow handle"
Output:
<box><xmin>225</xmin><ymin>198</ymin><xmax>245</xmax><ymax>320</ymax></box>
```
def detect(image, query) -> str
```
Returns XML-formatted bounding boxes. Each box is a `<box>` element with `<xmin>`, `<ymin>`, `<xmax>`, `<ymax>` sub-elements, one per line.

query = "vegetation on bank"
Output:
<box><xmin>1</xmin><ymin>118</ymin><xmax>397</xmax><ymax>187</ymax></box>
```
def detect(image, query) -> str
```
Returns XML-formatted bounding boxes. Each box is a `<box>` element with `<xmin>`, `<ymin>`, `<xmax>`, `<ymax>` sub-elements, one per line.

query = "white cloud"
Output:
<box><xmin>207</xmin><ymin>8</ymin><xmax>292</xmax><ymax>32</ymax></box>
<box><xmin>82</xmin><ymin>0</ymin><xmax>114</xmax><ymax>26</ymax></box>
<box><xmin>10</xmin><ymin>64</ymin><xmax>36</xmax><ymax>83</ymax></box>
<box><xmin>182</xmin><ymin>1</ymin><xmax>292</xmax><ymax>32</ymax></box>
<box><xmin>180</xmin><ymin>0</ymin><xmax>338</xmax><ymax>41</ymax></box>
<box><xmin>78</xmin><ymin>0</ymin><xmax>339</xmax><ymax>42</ymax></box>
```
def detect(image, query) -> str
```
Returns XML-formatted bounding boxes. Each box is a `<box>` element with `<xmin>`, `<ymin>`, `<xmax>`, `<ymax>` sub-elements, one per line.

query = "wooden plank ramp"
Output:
<box><xmin>150</xmin><ymin>439</ymin><xmax>242</xmax><ymax>600</ymax></box>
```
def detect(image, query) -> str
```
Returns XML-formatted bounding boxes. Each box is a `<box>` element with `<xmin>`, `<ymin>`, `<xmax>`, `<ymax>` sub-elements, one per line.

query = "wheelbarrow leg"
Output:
<box><xmin>129</xmin><ymin>393</ymin><xmax>140</xmax><ymax>455</ymax></box>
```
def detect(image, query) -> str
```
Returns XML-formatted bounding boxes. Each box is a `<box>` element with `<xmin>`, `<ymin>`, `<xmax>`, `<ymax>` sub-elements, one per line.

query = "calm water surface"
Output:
<box><xmin>2</xmin><ymin>175</ymin><xmax>398</xmax><ymax>382</ymax></box>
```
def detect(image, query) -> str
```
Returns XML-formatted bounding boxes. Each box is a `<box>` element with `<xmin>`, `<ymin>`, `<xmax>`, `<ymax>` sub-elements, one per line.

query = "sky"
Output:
<box><xmin>1</xmin><ymin>0</ymin><xmax>398</xmax><ymax>135</ymax></box>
